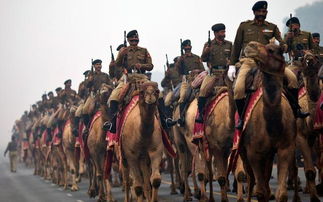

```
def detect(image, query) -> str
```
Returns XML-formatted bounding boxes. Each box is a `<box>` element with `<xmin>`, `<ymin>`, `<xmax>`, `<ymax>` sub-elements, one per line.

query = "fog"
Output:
<box><xmin>0</xmin><ymin>0</ymin><xmax>321</xmax><ymax>149</ymax></box>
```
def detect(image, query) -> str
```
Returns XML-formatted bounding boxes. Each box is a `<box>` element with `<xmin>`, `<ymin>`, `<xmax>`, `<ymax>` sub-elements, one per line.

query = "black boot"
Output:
<box><xmin>72</xmin><ymin>116</ymin><xmax>80</xmax><ymax>137</ymax></box>
<box><xmin>102</xmin><ymin>100</ymin><xmax>119</xmax><ymax>133</ymax></box>
<box><xmin>177</xmin><ymin>102</ymin><xmax>187</xmax><ymax>127</ymax></box>
<box><xmin>46</xmin><ymin>128</ymin><xmax>52</xmax><ymax>143</ymax></box>
<box><xmin>158</xmin><ymin>98</ymin><xmax>177</xmax><ymax>128</ymax></box>
<box><xmin>286</xmin><ymin>88</ymin><xmax>310</xmax><ymax>118</ymax></box>
<box><xmin>195</xmin><ymin>97</ymin><xmax>207</xmax><ymax>123</ymax></box>
<box><xmin>82</xmin><ymin>114</ymin><xmax>91</xmax><ymax>135</ymax></box>
<box><xmin>235</xmin><ymin>98</ymin><xmax>246</xmax><ymax>130</ymax></box>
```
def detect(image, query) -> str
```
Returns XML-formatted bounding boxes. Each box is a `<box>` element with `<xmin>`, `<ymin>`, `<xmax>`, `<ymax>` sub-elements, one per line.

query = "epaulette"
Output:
<box><xmin>241</xmin><ymin>20</ymin><xmax>253</xmax><ymax>25</ymax></box>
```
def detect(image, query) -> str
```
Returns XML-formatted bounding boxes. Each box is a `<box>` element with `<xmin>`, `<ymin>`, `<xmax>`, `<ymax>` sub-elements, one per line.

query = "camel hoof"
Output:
<box><xmin>292</xmin><ymin>195</ymin><xmax>301</xmax><ymax>202</ymax></box>
<box><xmin>278</xmin><ymin>194</ymin><xmax>287</xmax><ymax>202</ymax></box>
<box><xmin>179</xmin><ymin>183</ymin><xmax>185</xmax><ymax>194</ymax></box>
<box><xmin>170</xmin><ymin>189</ymin><xmax>178</xmax><ymax>195</ymax></box>
<box><xmin>237</xmin><ymin>198</ymin><xmax>244</xmax><ymax>202</ymax></box>
<box><xmin>221</xmin><ymin>198</ymin><xmax>229</xmax><ymax>202</ymax></box>
<box><xmin>183</xmin><ymin>197</ymin><xmax>192</xmax><ymax>202</ymax></box>
<box><xmin>88</xmin><ymin>189</ymin><xmax>97</xmax><ymax>198</ymax></box>
<box><xmin>71</xmin><ymin>185</ymin><xmax>79</xmax><ymax>192</ymax></box>
<box><xmin>269</xmin><ymin>193</ymin><xmax>275</xmax><ymax>200</ymax></box>
<box><xmin>316</xmin><ymin>183</ymin><xmax>323</xmax><ymax>196</ymax></box>
<box><xmin>194</xmin><ymin>188</ymin><xmax>201</xmax><ymax>200</ymax></box>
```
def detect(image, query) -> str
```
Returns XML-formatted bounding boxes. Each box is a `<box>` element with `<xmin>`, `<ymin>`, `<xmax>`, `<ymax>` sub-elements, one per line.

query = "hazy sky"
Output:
<box><xmin>0</xmin><ymin>0</ymin><xmax>321</xmax><ymax>149</ymax></box>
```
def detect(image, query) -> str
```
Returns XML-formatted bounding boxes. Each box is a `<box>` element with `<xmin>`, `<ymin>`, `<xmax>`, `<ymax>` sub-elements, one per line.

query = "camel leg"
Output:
<box><xmin>66</xmin><ymin>148</ymin><xmax>79</xmax><ymax>191</ymax></box>
<box><xmin>167</xmin><ymin>155</ymin><xmax>178</xmax><ymax>194</ymax></box>
<box><xmin>149</xmin><ymin>149</ymin><xmax>162</xmax><ymax>202</ymax></box>
<box><xmin>206</xmin><ymin>157</ymin><xmax>215</xmax><ymax>202</ymax></box>
<box><xmin>276</xmin><ymin>146</ymin><xmax>294</xmax><ymax>202</ymax></box>
<box><xmin>87</xmin><ymin>159</ymin><xmax>97</xmax><ymax>198</ymax></box>
<box><xmin>95</xmin><ymin>154</ymin><xmax>106</xmax><ymax>202</ymax></box>
<box><xmin>122</xmin><ymin>165</ymin><xmax>131</xmax><ymax>202</ymax></box>
<box><xmin>235</xmin><ymin>156</ymin><xmax>247</xmax><ymax>202</ymax></box>
<box><xmin>194</xmin><ymin>151</ymin><xmax>207</xmax><ymax>201</ymax></box>
<box><xmin>140</xmin><ymin>156</ymin><xmax>152</xmax><ymax>202</ymax></box>
<box><xmin>297</xmin><ymin>134</ymin><xmax>320</xmax><ymax>201</ymax></box>
<box><xmin>213</xmin><ymin>149</ymin><xmax>229</xmax><ymax>202</ymax></box>
<box><xmin>128</xmin><ymin>158</ymin><xmax>144</xmax><ymax>202</ymax></box>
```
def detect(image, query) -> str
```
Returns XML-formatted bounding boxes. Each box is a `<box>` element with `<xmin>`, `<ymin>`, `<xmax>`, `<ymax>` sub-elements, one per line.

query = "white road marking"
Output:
<box><xmin>66</xmin><ymin>193</ymin><xmax>73</xmax><ymax>197</ymax></box>
<box><xmin>76</xmin><ymin>200</ymin><xmax>84</xmax><ymax>202</ymax></box>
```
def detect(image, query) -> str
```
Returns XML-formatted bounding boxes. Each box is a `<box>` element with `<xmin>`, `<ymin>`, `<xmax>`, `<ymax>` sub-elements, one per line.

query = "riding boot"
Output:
<box><xmin>72</xmin><ymin>116</ymin><xmax>80</xmax><ymax>137</ymax></box>
<box><xmin>82</xmin><ymin>114</ymin><xmax>91</xmax><ymax>136</ymax></box>
<box><xmin>177</xmin><ymin>102</ymin><xmax>187</xmax><ymax>127</ymax></box>
<box><xmin>102</xmin><ymin>100</ymin><xmax>119</xmax><ymax>133</ymax></box>
<box><xmin>46</xmin><ymin>128</ymin><xmax>52</xmax><ymax>143</ymax></box>
<box><xmin>235</xmin><ymin>98</ymin><xmax>246</xmax><ymax>130</ymax></box>
<box><xmin>158</xmin><ymin>98</ymin><xmax>177</xmax><ymax>128</ymax></box>
<box><xmin>57</xmin><ymin>120</ymin><xmax>63</xmax><ymax>138</ymax></box>
<box><xmin>195</xmin><ymin>97</ymin><xmax>207</xmax><ymax>123</ymax></box>
<box><xmin>286</xmin><ymin>88</ymin><xmax>310</xmax><ymax>118</ymax></box>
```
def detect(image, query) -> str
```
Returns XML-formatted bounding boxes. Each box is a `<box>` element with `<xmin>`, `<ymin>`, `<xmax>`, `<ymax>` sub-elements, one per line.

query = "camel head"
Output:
<box><xmin>244</xmin><ymin>41</ymin><xmax>285</xmax><ymax>75</ymax></box>
<box><xmin>99</xmin><ymin>83</ymin><xmax>113</xmax><ymax>104</ymax></box>
<box><xmin>139</xmin><ymin>81</ymin><xmax>160</xmax><ymax>105</ymax></box>
<box><xmin>300</xmin><ymin>50</ymin><xmax>321</xmax><ymax>77</ymax></box>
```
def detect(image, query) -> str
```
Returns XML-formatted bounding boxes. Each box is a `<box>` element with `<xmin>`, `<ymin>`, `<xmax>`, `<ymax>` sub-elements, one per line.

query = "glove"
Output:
<box><xmin>227</xmin><ymin>65</ymin><xmax>236</xmax><ymax>81</ymax></box>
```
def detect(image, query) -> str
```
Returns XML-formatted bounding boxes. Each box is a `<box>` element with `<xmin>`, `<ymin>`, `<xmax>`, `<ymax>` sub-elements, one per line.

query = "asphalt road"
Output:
<box><xmin>0</xmin><ymin>156</ymin><xmax>322</xmax><ymax>202</ymax></box>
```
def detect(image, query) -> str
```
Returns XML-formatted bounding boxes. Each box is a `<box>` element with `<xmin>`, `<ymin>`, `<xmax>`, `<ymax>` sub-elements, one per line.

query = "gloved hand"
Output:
<box><xmin>227</xmin><ymin>65</ymin><xmax>236</xmax><ymax>81</ymax></box>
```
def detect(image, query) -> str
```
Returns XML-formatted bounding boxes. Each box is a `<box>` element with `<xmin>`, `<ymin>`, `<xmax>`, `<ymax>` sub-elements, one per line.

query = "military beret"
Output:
<box><xmin>47</xmin><ymin>91</ymin><xmax>53</xmax><ymax>96</ymax></box>
<box><xmin>32</xmin><ymin>104</ymin><xmax>37</xmax><ymax>108</ymax></box>
<box><xmin>312</xmin><ymin>33</ymin><xmax>320</xmax><ymax>38</ymax></box>
<box><xmin>182</xmin><ymin>39</ymin><xmax>191</xmax><ymax>47</ymax></box>
<box><xmin>92</xmin><ymin>59</ymin><xmax>102</xmax><ymax>65</ymax></box>
<box><xmin>252</xmin><ymin>1</ymin><xmax>267</xmax><ymax>11</ymax></box>
<box><xmin>127</xmin><ymin>30</ymin><xmax>138</xmax><ymax>38</ymax></box>
<box><xmin>212</xmin><ymin>23</ymin><xmax>225</xmax><ymax>32</ymax></box>
<box><xmin>286</xmin><ymin>17</ymin><xmax>300</xmax><ymax>27</ymax></box>
<box><xmin>83</xmin><ymin>70</ymin><xmax>90</xmax><ymax>76</ymax></box>
<box><xmin>116</xmin><ymin>44</ymin><xmax>124</xmax><ymax>51</ymax></box>
<box><xmin>64</xmin><ymin>79</ymin><xmax>71</xmax><ymax>85</ymax></box>
<box><xmin>55</xmin><ymin>87</ymin><xmax>62</xmax><ymax>92</ymax></box>
<box><xmin>42</xmin><ymin>94</ymin><xmax>47</xmax><ymax>98</ymax></box>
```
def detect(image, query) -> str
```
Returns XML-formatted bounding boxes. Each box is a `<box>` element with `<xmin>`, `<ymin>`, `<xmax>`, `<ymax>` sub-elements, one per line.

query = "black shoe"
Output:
<box><xmin>82</xmin><ymin>128</ymin><xmax>89</xmax><ymax>135</ymax></box>
<box><xmin>177</xmin><ymin>118</ymin><xmax>185</xmax><ymax>127</ymax></box>
<box><xmin>235</xmin><ymin>119</ymin><xmax>244</xmax><ymax>130</ymax></box>
<box><xmin>165</xmin><ymin>118</ymin><xmax>177</xmax><ymax>128</ymax></box>
<box><xmin>297</xmin><ymin>109</ymin><xmax>310</xmax><ymax>119</ymax></box>
<box><xmin>195</xmin><ymin>97</ymin><xmax>207</xmax><ymax>124</ymax></box>
<box><xmin>72</xmin><ymin>128</ymin><xmax>78</xmax><ymax>137</ymax></box>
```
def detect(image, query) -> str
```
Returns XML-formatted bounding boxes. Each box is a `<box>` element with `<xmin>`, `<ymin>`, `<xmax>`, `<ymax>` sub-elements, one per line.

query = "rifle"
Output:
<box><xmin>166</xmin><ymin>54</ymin><xmax>170</xmax><ymax>69</ymax></box>
<box><xmin>287</xmin><ymin>14</ymin><xmax>293</xmax><ymax>61</ymax></box>
<box><xmin>208</xmin><ymin>30</ymin><xmax>211</xmax><ymax>47</ymax></box>
<box><xmin>91</xmin><ymin>58</ymin><xmax>93</xmax><ymax>72</ymax></box>
<box><xmin>180</xmin><ymin>39</ymin><xmax>184</xmax><ymax>56</ymax></box>
<box><xmin>124</xmin><ymin>30</ymin><xmax>127</xmax><ymax>47</ymax></box>
<box><xmin>110</xmin><ymin>45</ymin><xmax>115</xmax><ymax>62</ymax></box>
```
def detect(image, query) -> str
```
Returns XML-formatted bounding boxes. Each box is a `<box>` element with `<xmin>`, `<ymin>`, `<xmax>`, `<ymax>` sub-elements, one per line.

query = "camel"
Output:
<box><xmin>86</xmin><ymin>83</ymin><xmax>115</xmax><ymax>202</ymax></box>
<box><xmin>287</xmin><ymin>52</ymin><xmax>321</xmax><ymax>201</ymax></box>
<box><xmin>239</xmin><ymin>43</ymin><xmax>296</xmax><ymax>201</ymax></box>
<box><xmin>62</xmin><ymin>105</ymin><xmax>80</xmax><ymax>191</ymax></box>
<box><xmin>121</xmin><ymin>81</ymin><xmax>164</xmax><ymax>202</ymax></box>
<box><xmin>173</xmin><ymin>99</ymin><xmax>206</xmax><ymax>201</ymax></box>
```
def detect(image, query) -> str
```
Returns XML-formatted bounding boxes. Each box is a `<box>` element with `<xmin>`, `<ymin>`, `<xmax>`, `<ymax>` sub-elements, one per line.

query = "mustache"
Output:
<box><xmin>130</xmin><ymin>39</ymin><xmax>139</xmax><ymax>43</ymax></box>
<box><xmin>255</xmin><ymin>14</ymin><xmax>266</xmax><ymax>20</ymax></box>
<box><xmin>218</xmin><ymin>35</ymin><xmax>225</xmax><ymax>40</ymax></box>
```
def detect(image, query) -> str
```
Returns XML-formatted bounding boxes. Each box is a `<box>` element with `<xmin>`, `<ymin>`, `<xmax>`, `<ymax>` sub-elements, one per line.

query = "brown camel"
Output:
<box><xmin>121</xmin><ymin>81</ymin><xmax>164</xmax><ymax>202</ymax></box>
<box><xmin>173</xmin><ymin>99</ymin><xmax>206</xmax><ymax>201</ymax></box>
<box><xmin>86</xmin><ymin>83</ymin><xmax>115</xmax><ymax>202</ymax></box>
<box><xmin>239</xmin><ymin>43</ymin><xmax>296</xmax><ymax>202</ymax></box>
<box><xmin>288</xmin><ymin>52</ymin><xmax>321</xmax><ymax>201</ymax></box>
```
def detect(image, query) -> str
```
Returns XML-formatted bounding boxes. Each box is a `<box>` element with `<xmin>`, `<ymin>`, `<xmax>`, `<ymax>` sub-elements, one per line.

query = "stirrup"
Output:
<box><xmin>165</xmin><ymin>118</ymin><xmax>177</xmax><ymax>128</ymax></box>
<box><xmin>102</xmin><ymin>121</ymin><xmax>112</xmax><ymax>132</ymax></box>
<box><xmin>177</xmin><ymin>118</ymin><xmax>185</xmax><ymax>127</ymax></box>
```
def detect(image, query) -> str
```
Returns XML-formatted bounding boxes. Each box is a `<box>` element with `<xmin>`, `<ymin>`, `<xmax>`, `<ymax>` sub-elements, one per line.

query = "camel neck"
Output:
<box><xmin>139</xmin><ymin>101</ymin><xmax>157</xmax><ymax>137</ymax></box>
<box><xmin>262</xmin><ymin>72</ymin><xmax>283</xmax><ymax>135</ymax></box>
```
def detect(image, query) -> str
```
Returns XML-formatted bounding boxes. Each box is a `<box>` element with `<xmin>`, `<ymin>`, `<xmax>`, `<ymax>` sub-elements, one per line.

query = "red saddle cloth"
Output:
<box><xmin>22</xmin><ymin>140</ymin><xmax>29</xmax><ymax>150</ymax></box>
<box><xmin>52</xmin><ymin>125</ymin><xmax>61</xmax><ymax>146</ymax></box>
<box><xmin>227</xmin><ymin>88</ymin><xmax>263</xmax><ymax>174</ymax></box>
<box><xmin>104</xmin><ymin>95</ymin><xmax>176</xmax><ymax>178</ymax></box>
<box><xmin>192</xmin><ymin>91</ymin><xmax>228</xmax><ymax>160</ymax></box>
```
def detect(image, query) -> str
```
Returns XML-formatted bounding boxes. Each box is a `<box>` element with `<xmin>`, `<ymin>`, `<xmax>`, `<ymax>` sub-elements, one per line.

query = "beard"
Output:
<box><xmin>255</xmin><ymin>14</ymin><xmax>266</xmax><ymax>21</ymax></box>
<box><xmin>130</xmin><ymin>39</ymin><xmax>139</xmax><ymax>43</ymax></box>
<box><xmin>184</xmin><ymin>47</ymin><xmax>191</xmax><ymax>52</ymax></box>
<box><xmin>218</xmin><ymin>35</ymin><xmax>225</xmax><ymax>41</ymax></box>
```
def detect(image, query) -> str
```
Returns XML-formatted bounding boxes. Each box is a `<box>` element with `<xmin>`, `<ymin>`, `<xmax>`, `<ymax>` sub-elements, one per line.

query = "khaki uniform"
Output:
<box><xmin>4</xmin><ymin>141</ymin><xmax>18</xmax><ymax>172</ymax></box>
<box><xmin>175</xmin><ymin>53</ymin><xmax>204</xmax><ymax>103</ymax></box>
<box><xmin>231</xmin><ymin>20</ymin><xmax>297</xmax><ymax>99</ymax></box>
<box><xmin>109</xmin><ymin>45</ymin><xmax>153</xmax><ymax>103</ymax></box>
<box><xmin>284</xmin><ymin>30</ymin><xmax>314</xmax><ymax>54</ymax></box>
<box><xmin>313</xmin><ymin>44</ymin><xmax>323</xmax><ymax>63</ymax></box>
<box><xmin>231</xmin><ymin>20</ymin><xmax>285</xmax><ymax>65</ymax></box>
<box><xmin>60</xmin><ymin>88</ymin><xmax>77</xmax><ymax>105</ymax></box>
<box><xmin>200</xmin><ymin>39</ymin><xmax>232</xmax><ymax>97</ymax></box>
